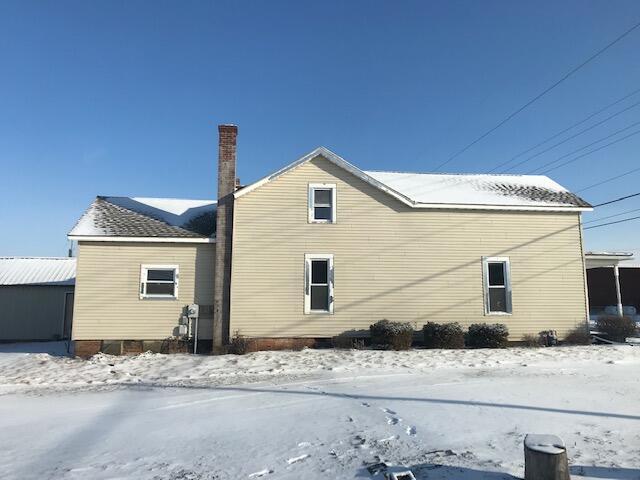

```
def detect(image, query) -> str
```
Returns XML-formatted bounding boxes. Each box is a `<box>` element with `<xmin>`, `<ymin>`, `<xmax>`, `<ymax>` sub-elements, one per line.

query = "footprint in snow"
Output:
<box><xmin>361</xmin><ymin>402</ymin><xmax>371</xmax><ymax>407</ymax></box>
<box><xmin>287</xmin><ymin>454</ymin><xmax>310</xmax><ymax>465</ymax></box>
<box><xmin>386</xmin><ymin>416</ymin><xmax>402</xmax><ymax>425</ymax></box>
<box><xmin>380</xmin><ymin>407</ymin><xmax>397</xmax><ymax>415</ymax></box>
<box><xmin>406</xmin><ymin>426</ymin><xmax>417</xmax><ymax>436</ymax></box>
<box><xmin>248</xmin><ymin>468</ymin><xmax>273</xmax><ymax>478</ymax></box>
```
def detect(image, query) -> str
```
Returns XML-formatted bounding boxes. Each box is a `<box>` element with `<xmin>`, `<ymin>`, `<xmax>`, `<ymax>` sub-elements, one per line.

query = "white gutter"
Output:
<box><xmin>68</xmin><ymin>235</ymin><xmax>215</xmax><ymax>243</ymax></box>
<box><xmin>405</xmin><ymin>203</ymin><xmax>591</xmax><ymax>212</ymax></box>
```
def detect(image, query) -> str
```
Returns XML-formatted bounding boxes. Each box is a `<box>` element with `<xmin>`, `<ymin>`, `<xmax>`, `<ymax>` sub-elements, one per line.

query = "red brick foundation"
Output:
<box><xmin>74</xmin><ymin>337</ymin><xmax>322</xmax><ymax>357</ymax></box>
<box><xmin>242</xmin><ymin>338</ymin><xmax>317</xmax><ymax>353</ymax></box>
<box><xmin>121</xmin><ymin>340</ymin><xmax>144</xmax><ymax>355</ymax></box>
<box><xmin>73</xmin><ymin>340</ymin><xmax>102</xmax><ymax>358</ymax></box>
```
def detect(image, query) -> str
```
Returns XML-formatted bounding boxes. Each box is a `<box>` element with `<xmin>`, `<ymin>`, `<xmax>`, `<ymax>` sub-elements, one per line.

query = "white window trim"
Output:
<box><xmin>140</xmin><ymin>264</ymin><xmax>179</xmax><ymax>300</ymax></box>
<box><xmin>304</xmin><ymin>254</ymin><xmax>334</xmax><ymax>314</ymax></box>
<box><xmin>308</xmin><ymin>183</ymin><xmax>337</xmax><ymax>224</ymax></box>
<box><xmin>482</xmin><ymin>256</ymin><xmax>512</xmax><ymax>315</ymax></box>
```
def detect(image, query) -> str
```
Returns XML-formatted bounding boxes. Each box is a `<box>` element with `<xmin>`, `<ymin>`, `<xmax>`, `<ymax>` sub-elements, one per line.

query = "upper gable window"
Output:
<box><xmin>308</xmin><ymin>183</ymin><xmax>336</xmax><ymax>223</ymax></box>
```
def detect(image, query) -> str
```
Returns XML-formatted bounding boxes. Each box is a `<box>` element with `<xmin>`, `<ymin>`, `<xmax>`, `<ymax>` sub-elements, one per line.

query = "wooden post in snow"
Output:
<box><xmin>524</xmin><ymin>434</ymin><xmax>570</xmax><ymax>480</ymax></box>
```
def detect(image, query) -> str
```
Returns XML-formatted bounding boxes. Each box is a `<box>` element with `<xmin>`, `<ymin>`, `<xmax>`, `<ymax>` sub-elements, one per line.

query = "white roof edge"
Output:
<box><xmin>233</xmin><ymin>146</ymin><xmax>591</xmax><ymax>212</ymax></box>
<box><xmin>412</xmin><ymin>203</ymin><xmax>592</xmax><ymax>212</ymax></box>
<box><xmin>585</xmin><ymin>252</ymin><xmax>634</xmax><ymax>259</ymax></box>
<box><xmin>0</xmin><ymin>256</ymin><xmax>74</xmax><ymax>260</ymax></box>
<box><xmin>68</xmin><ymin>235</ymin><xmax>215</xmax><ymax>244</ymax></box>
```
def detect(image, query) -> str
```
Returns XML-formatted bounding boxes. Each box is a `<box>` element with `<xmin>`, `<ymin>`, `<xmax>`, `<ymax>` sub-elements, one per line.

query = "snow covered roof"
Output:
<box><xmin>236</xmin><ymin>147</ymin><xmax>591</xmax><ymax>211</ymax></box>
<box><xmin>0</xmin><ymin>257</ymin><xmax>76</xmax><ymax>286</ymax></box>
<box><xmin>364</xmin><ymin>171</ymin><xmax>591</xmax><ymax>209</ymax></box>
<box><xmin>585</xmin><ymin>251</ymin><xmax>637</xmax><ymax>269</ymax></box>
<box><xmin>68</xmin><ymin>196</ymin><xmax>216</xmax><ymax>241</ymax></box>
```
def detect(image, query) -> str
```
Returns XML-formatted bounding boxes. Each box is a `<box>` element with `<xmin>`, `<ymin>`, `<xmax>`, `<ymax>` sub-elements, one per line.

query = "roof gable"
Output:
<box><xmin>234</xmin><ymin>147</ymin><xmax>591</xmax><ymax>211</ymax></box>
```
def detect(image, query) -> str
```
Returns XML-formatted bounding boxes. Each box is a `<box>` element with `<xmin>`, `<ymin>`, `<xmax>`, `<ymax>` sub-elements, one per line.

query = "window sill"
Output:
<box><xmin>305</xmin><ymin>310</ymin><xmax>334</xmax><ymax>315</ymax></box>
<box><xmin>308</xmin><ymin>220</ymin><xmax>336</xmax><ymax>224</ymax></box>
<box><xmin>485</xmin><ymin>311</ymin><xmax>512</xmax><ymax>316</ymax></box>
<box><xmin>140</xmin><ymin>295</ymin><xmax>178</xmax><ymax>301</ymax></box>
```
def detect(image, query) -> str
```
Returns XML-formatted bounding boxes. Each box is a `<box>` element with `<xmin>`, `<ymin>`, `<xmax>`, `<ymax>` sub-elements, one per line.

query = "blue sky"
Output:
<box><xmin>1</xmin><ymin>0</ymin><xmax>640</xmax><ymax>257</ymax></box>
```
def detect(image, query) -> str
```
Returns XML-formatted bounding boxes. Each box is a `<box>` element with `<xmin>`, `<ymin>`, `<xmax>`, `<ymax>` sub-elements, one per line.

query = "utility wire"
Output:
<box><xmin>593</xmin><ymin>191</ymin><xmax>640</xmax><ymax>207</ymax></box>
<box><xmin>523</xmin><ymin>120</ymin><xmax>640</xmax><ymax>173</ymax></box>
<box><xmin>539</xmin><ymin>127</ymin><xmax>640</xmax><ymax>174</ymax></box>
<box><xmin>487</xmin><ymin>86</ymin><xmax>640</xmax><ymax>173</ymax></box>
<box><xmin>576</xmin><ymin>166</ymin><xmax>640</xmax><ymax>192</ymax></box>
<box><xmin>584</xmin><ymin>214</ymin><xmax>640</xmax><ymax>229</ymax></box>
<box><xmin>434</xmin><ymin>19</ymin><xmax>640</xmax><ymax>171</ymax></box>
<box><xmin>583</xmin><ymin>207</ymin><xmax>640</xmax><ymax>224</ymax></box>
<box><xmin>501</xmin><ymin>99</ymin><xmax>640</xmax><ymax>173</ymax></box>
<box><xmin>528</xmin><ymin>120</ymin><xmax>640</xmax><ymax>173</ymax></box>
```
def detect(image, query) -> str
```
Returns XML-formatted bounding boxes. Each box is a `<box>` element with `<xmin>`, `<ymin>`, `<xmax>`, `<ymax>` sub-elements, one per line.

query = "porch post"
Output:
<box><xmin>613</xmin><ymin>265</ymin><xmax>623</xmax><ymax>317</ymax></box>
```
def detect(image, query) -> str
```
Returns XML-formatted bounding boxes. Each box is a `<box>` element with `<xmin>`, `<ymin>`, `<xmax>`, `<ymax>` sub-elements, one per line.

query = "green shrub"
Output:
<box><xmin>230</xmin><ymin>332</ymin><xmax>252</xmax><ymax>355</ymax></box>
<box><xmin>423</xmin><ymin>322</ymin><xmax>465</xmax><ymax>349</ymax></box>
<box><xmin>467</xmin><ymin>323</ymin><xmax>509</xmax><ymax>348</ymax></box>
<box><xmin>563</xmin><ymin>326</ymin><xmax>591</xmax><ymax>345</ymax></box>
<box><xmin>596</xmin><ymin>315</ymin><xmax>637</xmax><ymax>342</ymax></box>
<box><xmin>160</xmin><ymin>337</ymin><xmax>191</xmax><ymax>354</ymax></box>
<box><xmin>332</xmin><ymin>335</ymin><xmax>366</xmax><ymax>349</ymax></box>
<box><xmin>521</xmin><ymin>333</ymin><xmax>543</xmax><ymax>347</ymax></box>
<box><xmin>370</xmin><ymin>320</ymin><xmax>414</xmax><ymax>350</ymax></box>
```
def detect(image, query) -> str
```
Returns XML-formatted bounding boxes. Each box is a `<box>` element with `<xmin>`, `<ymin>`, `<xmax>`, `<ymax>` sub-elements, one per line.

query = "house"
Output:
<box><xmin>68</xmin><ymin>125</ymin><xmax>592</xmax><ymax>356</ymax></box>
<box><xmin>0</xmin><ymin>257</ymin><xmax>76</xmax><ymax>342</ymax></box>
<box><xmin>585</xmin><ymin>252</ymin><xmax>639</xmax><ymax>321</ymax></box>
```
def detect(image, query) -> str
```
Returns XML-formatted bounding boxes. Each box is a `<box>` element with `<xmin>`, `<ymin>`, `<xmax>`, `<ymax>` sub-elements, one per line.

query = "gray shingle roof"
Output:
<box><xmin>69</xmin><ymin>197</ymin><xmax>217</xmax><ymax>239</ymax></box>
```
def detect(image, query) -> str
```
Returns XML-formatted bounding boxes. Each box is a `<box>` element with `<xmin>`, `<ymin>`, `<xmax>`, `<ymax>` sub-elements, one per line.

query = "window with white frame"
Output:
<box><xmin>140</xmin><ymin>265</ymin><xmax>178</xmax><ymax>299</ymax></box>
<box><xmin>482</xmin><ymin>257</ymin><xmax>511</xmax><ymax>314</ymax></box>
<box><xmin>304</xmin><ymin>254</ymin><xmax>334</xmax><ymax>313</ymax></box>
<box><xmin>308</xmin><ymin>183</ymin><xmax>336</xmax><ymax>223</ymax></box>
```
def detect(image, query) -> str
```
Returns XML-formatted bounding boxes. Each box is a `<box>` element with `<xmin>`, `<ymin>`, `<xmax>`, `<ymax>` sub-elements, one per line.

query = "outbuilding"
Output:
<box><xmin>0</xmin><ymin>257</ymin><xmax>76</xmax><ymax>341</ymax></box>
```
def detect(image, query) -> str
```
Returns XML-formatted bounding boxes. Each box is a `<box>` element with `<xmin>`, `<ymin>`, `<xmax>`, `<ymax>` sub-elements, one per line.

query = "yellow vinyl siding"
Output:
<box><xmin>230</xmin><ymin>155</ymin><xmax>588</xmax><ymax>340</ymax></box>
<box><xmin>73</xmin><ymin>242</ymin><xmax>214</xmax><ymax>340</ymax></box>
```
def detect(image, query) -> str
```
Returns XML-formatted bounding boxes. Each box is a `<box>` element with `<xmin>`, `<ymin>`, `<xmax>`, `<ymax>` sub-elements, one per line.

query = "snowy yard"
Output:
<box><xmin>0</xmin><ymin>344</ymin><xmax>639</xmax><ymax>480</ymax></box>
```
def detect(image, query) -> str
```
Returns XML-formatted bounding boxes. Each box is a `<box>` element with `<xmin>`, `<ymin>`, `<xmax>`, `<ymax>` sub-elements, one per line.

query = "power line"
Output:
<box><xmin>434</xmin><ymin>19</ymin><xmax>640</xmax><ymax>171</ymax></box>
<box><xmin>584</xmin><ymin>214</ymin><xmax>640</xmax><ymax>230</ymax></box>
<box><xmin>538</xmin><ymin>127</ymin><xmax>640</xmax><ymax>174</ymax></box>
<box><xmin>593</xmin><ymin>191</ymin><xmax>640</xmax><ymax>207</ymax></box>
<box><xmin>576</xmin><ymin>166</ymin><xmax>640</xmax><ymax>192</ymax></box>
<box><xmin>527</xmin><ymin>120</ymin><xmax>640</xmax><ymax>173</ymax></box>
<box><xmin>500</xmin><ymin>99</ymin><xmax>640</xmax><ymax>173</ymax></box>
<box><xmin>487</xmin><ymin>87</ymin><xmax>640</xmax><ymax>173</ymax></box>
<box><xmin>583</xmin><ymin>207</ymin><xmax>640</xmax><ymax>224</ymax></box>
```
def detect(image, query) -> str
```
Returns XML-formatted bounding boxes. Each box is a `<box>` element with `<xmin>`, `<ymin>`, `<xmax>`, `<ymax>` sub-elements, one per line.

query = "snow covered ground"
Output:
<box><xmin>0</xmin><ymin>344</ymin><xmax>639</xmax><ymax>479</ymax></box>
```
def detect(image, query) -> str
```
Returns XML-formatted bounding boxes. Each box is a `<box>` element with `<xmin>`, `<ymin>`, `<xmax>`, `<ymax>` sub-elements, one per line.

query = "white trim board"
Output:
<box><xmin>68</xmin><ymin>235</ymin><xmax>215</xmax><ymax>243</ymax></box>
<box><xmin>139</xmin><ymin>264</ymin><xmax>179</xmax><ymax>300</ymax></box>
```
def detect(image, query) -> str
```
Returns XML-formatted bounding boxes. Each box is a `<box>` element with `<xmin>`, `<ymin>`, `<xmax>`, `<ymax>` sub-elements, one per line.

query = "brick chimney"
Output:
<box><xmin>213</xmin><ymin>124</ymin><xmax>237</xmax><ymax>350</ymax></box>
